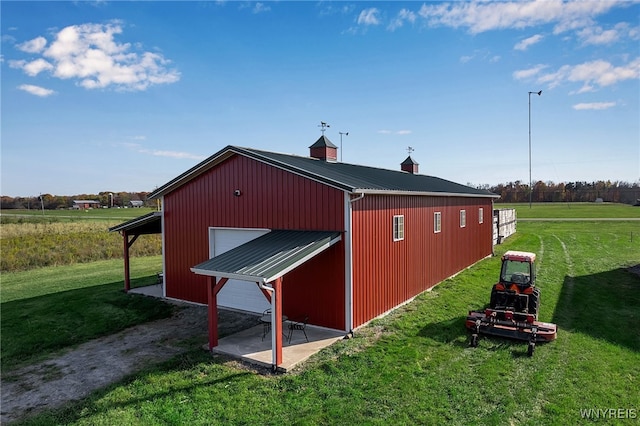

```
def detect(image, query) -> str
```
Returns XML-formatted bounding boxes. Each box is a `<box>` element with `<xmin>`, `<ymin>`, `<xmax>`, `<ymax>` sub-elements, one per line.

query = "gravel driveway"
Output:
<box><xmin>1</xmin><ymin>301</ymin><xmax>258</xmax><ymax>424</ymax></box>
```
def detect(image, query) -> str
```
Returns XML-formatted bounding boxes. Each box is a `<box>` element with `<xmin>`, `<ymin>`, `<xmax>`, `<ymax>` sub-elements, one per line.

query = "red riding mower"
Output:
<box><xmin>466</xmin><ymin>250</ymin><xmax>557</xmax><ymax>356</ymax></box>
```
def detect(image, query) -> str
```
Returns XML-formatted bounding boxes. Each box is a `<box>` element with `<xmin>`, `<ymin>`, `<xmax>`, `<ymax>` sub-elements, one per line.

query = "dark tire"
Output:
<box><xmin>489</xmin><ymin>285</ymin><xmax>499</xmax><ymax>309</ymax></box>
<box><xmin>528</xmin><ymin>288</ymin><xmax>540</xmax><ymax>319</ymax></box>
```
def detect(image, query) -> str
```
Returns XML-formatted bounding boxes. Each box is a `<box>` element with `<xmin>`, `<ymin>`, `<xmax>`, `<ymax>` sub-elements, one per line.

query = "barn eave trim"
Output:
<box><xmin>352</xmin><ymin>189</ymin><xmax>500</xmax><ymax>198</ymax></box>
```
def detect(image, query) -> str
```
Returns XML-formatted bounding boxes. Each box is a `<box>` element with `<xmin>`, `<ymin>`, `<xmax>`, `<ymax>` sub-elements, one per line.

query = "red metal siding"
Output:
<box><xmin>351</xmin><ymin>195</ymin><xmax>493</xmax><ymax>328</ymax></box>
<box><xmin>284</xmin><ymin>243</ymin><xmax>345</xmax><ymax>330</ymax></box>
<box><xmin>162</xmin><ymin>154</ymin><xmax>346</xmax><ymax>329</ymax></box>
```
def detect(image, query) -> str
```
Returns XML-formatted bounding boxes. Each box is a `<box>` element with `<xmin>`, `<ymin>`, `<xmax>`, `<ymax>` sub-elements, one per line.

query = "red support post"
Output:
<box><xmin>123</xmin><ymin>230</ymin><xmax>131</xmax><ymax>292</ymax></box>
<box><xmin>208</xmin><ymin>277</ymin><xmax>228</xmax><ymax>350</ymax></box>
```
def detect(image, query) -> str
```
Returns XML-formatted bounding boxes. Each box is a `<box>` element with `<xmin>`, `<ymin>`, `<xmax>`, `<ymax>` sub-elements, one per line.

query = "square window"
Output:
<box><xmin>434</xmin><ymin>212</ymin><xmax>441</xmax><ymax>233</ymax></box>
<box><xmin>479</xmin><ymin>208</ymin><xmax>484</xmax><ymax>224</ymax></box>
<box><xmin>460</xmin><ymin>210</ymin><xmax>466</xmax><ymax>228</ymax></box>
<box><xmin>393</xmin><ymin>215</ymin><xmax>404</xmax><ymax>241</ymax></box>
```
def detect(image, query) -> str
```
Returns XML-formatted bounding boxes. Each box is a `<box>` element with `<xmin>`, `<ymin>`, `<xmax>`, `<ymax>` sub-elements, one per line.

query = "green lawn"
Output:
<box><xmin>10</xmin><ymin>219</ymin><xmax>639</xmax><ymax>425</ymax></box>
<box><xmin>1</xmin><ymin>256</ymin><xmax>172</xmax><ymax>373</ymax></box>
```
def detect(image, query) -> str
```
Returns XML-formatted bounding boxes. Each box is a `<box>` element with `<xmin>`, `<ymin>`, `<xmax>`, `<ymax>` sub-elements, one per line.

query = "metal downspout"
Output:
<box><xmin>258</xmin><ymin>282</ymin><xmax>278</xmax><ymax>370</ymax></box>
<box><xmin>345</xmin><ymin>192</ymin><xmax>364</xmax><ymax>333</ymax></box>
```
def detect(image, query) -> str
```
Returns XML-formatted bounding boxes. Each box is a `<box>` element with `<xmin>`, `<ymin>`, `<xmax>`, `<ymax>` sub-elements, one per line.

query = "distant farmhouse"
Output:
<box><xmin>129</xmin><ymin>200</ymin><xmax>144</xmax><ymax>208</ymax></box>
<box><xmin>72</xmin><ymin>200</ymin><xmax>100</xmax><ymax>210</ymax></box>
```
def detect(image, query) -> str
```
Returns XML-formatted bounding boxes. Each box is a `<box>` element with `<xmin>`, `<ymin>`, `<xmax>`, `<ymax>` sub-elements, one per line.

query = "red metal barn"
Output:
<box><xmin>113</xmin><ymin>137</ymin><xmax>497</xmax><ymax>367</ymax></box>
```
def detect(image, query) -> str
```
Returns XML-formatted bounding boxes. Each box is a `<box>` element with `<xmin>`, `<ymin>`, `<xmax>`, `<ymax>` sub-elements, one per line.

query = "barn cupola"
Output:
<box><xmin>309</xmin><ymin>135</ymin><xmax>338</xmax><ymax>162</ymax></box>
<box><xmin>401</xmin><ymin>155</ymin><xmax>419</xmax><ymax>174</ymax></box>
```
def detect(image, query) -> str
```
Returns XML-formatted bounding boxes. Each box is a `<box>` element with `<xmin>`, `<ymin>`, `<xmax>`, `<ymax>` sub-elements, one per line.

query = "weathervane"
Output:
<box><xmin>407</xmin><ymin>146</ymin><xmax>415</xmax><ymax>155</ymax></box>
<box><xmin>318</xmin><ymin>121</ymin><xmax>330</xmax><ymax>135</ymax></box>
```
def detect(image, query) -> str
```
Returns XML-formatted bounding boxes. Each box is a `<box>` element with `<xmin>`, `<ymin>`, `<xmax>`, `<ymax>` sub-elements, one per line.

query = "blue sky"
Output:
<box><xmin>2</xmin><ymin>1</ymin><xmax>639</xmax><ymax>197</ymax></box>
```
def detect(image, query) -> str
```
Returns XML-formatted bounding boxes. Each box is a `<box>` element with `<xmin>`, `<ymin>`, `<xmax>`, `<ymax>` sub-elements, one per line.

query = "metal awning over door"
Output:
<box><xmin>190</xmin><ymin>229</ymin><xmax>342</xmax><ymax>370</ymax></box>
<box><xmin>191</xmin><ymin>230</ymin><xmax>342</xmax><ymax>283</ymax></box>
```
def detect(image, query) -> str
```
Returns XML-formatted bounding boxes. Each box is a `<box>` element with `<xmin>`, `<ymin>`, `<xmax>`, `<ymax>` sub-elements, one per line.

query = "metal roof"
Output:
<box><xmin>191</xmin><ymin>230</ymin><xmax>342</xmax><ymax>284</ymax></box>
<box><xmin>309</xmin><ymin>135</ymin><xmax>337</xmax><ymax>149</ymax></box>
<box><xmin>108</xmin><ymin>211</ymin><xmax>162</xmax><ymax>234</ymax></box>
<box><xmin>148</xmin><ymin>145</ymin><xmax>499</xmax><ymax>199</ymax></box>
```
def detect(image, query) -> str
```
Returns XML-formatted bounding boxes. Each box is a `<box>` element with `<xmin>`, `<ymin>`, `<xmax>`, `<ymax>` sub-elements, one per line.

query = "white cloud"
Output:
<box><xmin>252</xmin><ymin>2</ymin><xmax>271</xmax><ymax>14</ymax></box>
<box><xmin>418</xmin><ymin>0</ymin><xmax>618</xmax><ymax>35</ymax></box>
<box><xmin>513</xmin><ymin>64</ymin><xmax>548</xmax><ymax>80</ymax></box>
<box><xmin>121</xmin><ymin>142</ymin><xmax>205</xmax><ymax>160</ymax></box>
<box><xmin>576</xmin><ymin>22</ymin><xmax>639</xmax><ymax>46</ymax></box>
<box><xmin>516</xmin><ymin>58</ymin><xmax>640</xmax><ymax>92</ymax></box>
<box><xmin>11</xmin><ymin>22</ymin><xmax>180</xmax><ymax>91</ymax></box>
<box><xmin>515</xmin><ymin>34</ymin><xmax>544</xmax><ymax>51</ymax></box>
<box><xmin>22</xmin><ymin>58</ymin><xmax>54</xmax><ymax>76</ymax></box>
<box><xmin>358</xmin><ymin>8</ymin><xmax>380</xmax><ymax>26</ymax></box>
<box><xmin>377</xmin><ymin>129</ymin><xmax>412</xmax><ymax>135</ymax></box>
<box><xmin>18</xmin><ymin>84</ymin><xmax>55</xmax><ymax>97</ymax></box>
<box><xmin>142</xmin><ymin>149</ymin><xmax>207</xmax><ymax>160</ymax></box>
<box><xmin>388</xmin><ymin>9</ymin><xmax>416</xmax><ymax>31</ymax></box>
<box><xmin>17</xmin><ymin>36</ymin><xmax>47</xmax><ymax>53</ymax></box>
<box><xmin>572</xmin><ymin>101</ymin><xmax>616</xmax><ymax>110</ymax></box>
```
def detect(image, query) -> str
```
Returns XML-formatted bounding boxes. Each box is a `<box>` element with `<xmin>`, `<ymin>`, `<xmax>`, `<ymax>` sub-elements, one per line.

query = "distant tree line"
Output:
<box><xmin>482</xmin><ymin>180</ymin><xmax>640</xmax><ymax>205</ymax></box>
<box><xmin>2</xmin><ymin>180</ymin><xmax>639</xmax><ymax>210</ymax></box>
<box><xmin>0</xmin><ymin>191</ymin><xmax>156</xmax><ymax>210</ymax></box>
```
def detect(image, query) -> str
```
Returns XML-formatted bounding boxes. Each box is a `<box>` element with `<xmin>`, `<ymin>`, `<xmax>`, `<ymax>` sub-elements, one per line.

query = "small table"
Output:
<box><xmin>260</xmin><ymin>315</ymin><xmax>288</xmax><ymax>340</ymax></box>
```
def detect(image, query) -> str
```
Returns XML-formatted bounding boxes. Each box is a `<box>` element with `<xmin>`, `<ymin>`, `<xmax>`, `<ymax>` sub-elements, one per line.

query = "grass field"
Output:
<box><xmin>3</xmin><ymin>204</ymin><xmax>638</xmax><ymax>425</ymax></box>
<box><xmin>1</xmin><ymin>207</ymin><xmax>158</xmax><ymax>222</ymax></box>
<box><xmin>0</xmin><ymin>209</ymin><xmax>160</xmax><ymax>272</ymax></box>
<box><xmin>1</xmin><ymin>256</ymin><xmax>170</xmax><ymax>373</ymax></box>
<box><xmin>496</xmin><ymin>202</ymin><xmax>640</xmax><ymax>219</ymax></box>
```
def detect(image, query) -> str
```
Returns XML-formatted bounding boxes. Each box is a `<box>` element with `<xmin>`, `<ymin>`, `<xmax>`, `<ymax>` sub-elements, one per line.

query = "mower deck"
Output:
<box><xmin>466</xmin><ymin>310</ymin><xmax>557</xmax><ymax>343</ymax></box>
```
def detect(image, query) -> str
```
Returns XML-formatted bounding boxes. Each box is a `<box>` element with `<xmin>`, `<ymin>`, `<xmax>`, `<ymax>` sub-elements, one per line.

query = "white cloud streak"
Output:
<box><xmin>358</xmin><ymin>8</ymin><xmax>380</xmax><ymax>26</ymax></box>
<box><xmin>516</xmin><ymin>58</ymin><xmax>640</xmax><ymax>92</ymax></box>
<box><xmin>17</xmin><ymin>36</ymin><xmax>47</xmax><ymax>53</ymax></box>
<box><xmin>252</xmin><ymin>2</ymin><xmax>271</xmax><ymax>14</ymax></box>
<box><xmin>572</xmin><ymin>102</ymin><xmax>616</xmax><ymax>110</ymax></box>
<box><xmin>141</xmin><ymin>149</ymin><xmax>207</xmax><ymax>160</ymax></box>
<box><xmin>121</xmin><ymin>142</ymin><xmax>206</xmax><ymax>160</ymax></box>
<box><xmin>11</xmin><ymin>22</ymin><xmax>180</xmax><ymax>91</ymax></box>
<box><xmin>515</xmin><ymin>34</ymin><xmax>544</xmax><ymax>51</ymax></box>
<box><xmin>18</xmin><ymin>84</ymin><xmax>55</xmax><ymax>97</ymax></box>
<box><xmin>513</xmin><ymin>64</ymin><xmax>548</xmax><ymax>80</ymax></box>
<box><xmin>417</xmin><ymin>0</ymin><xmax>618</xmax><ymax>35</ymax></box>
<box><xmin>388</xmin><ymin>9</ymin><xmax>416</xmax><ymax>31</ymax></box>
<box><xmin>377</xmin><ymin>129</ymin><xmax>412</xmax><ymax>135</ymax></box>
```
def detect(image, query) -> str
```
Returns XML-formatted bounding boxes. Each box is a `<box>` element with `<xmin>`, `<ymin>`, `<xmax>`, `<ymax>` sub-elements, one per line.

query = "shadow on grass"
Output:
<box><xmin>1</xmin><ymin>275</ymin><xmax>174</xmax><ymax>373</ymax></box>
<box><xmin>418</xmin><ymin>314</ymin><xmax>550</xmax><ymax>357</ymax></box>
<box><xmin>417</xmin><ymin>315</ymin><xmax>470</xmax><ymax>348</ymax></box>
<box><xmin>552</xmin><ymin>267</ymin><xmax>640</xmax><ymax>352</ymax></box>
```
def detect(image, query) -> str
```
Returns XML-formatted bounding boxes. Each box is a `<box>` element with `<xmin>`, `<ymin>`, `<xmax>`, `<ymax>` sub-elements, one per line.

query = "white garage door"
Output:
<box><xmin>209</xmin><ymin>227</ymin><xmax>271</xmax><ymax>313</ymax></box>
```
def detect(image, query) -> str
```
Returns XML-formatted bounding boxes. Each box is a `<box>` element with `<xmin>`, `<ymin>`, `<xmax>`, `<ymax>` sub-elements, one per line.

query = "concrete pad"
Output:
<box><xmin>212</xmin><ymin>323</ymin><xmax>346</xmax><ymax>372</ymax></box>
<box><xmin>129</xmin><ymin>284</ymin><xmax>163</xmax><ymax>298</ymax></box>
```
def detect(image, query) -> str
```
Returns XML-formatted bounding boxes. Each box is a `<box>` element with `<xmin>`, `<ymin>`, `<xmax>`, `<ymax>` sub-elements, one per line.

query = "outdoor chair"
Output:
<box><xmin>261</xmin><ymin>309</ymin><xmax>271</xmax><ymax>341</ymax></box>
<box><xmin>287</xmin><ymin>316</ymin><xmax>309</xmax><ymax>344</ymax></box>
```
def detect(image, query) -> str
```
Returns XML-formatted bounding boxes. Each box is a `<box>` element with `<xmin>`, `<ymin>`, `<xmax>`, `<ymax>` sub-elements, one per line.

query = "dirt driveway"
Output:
<box><xmin>1</xmin><ymin>302</ymin><xmax>258</xmax><ymax>424</ymax></box>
